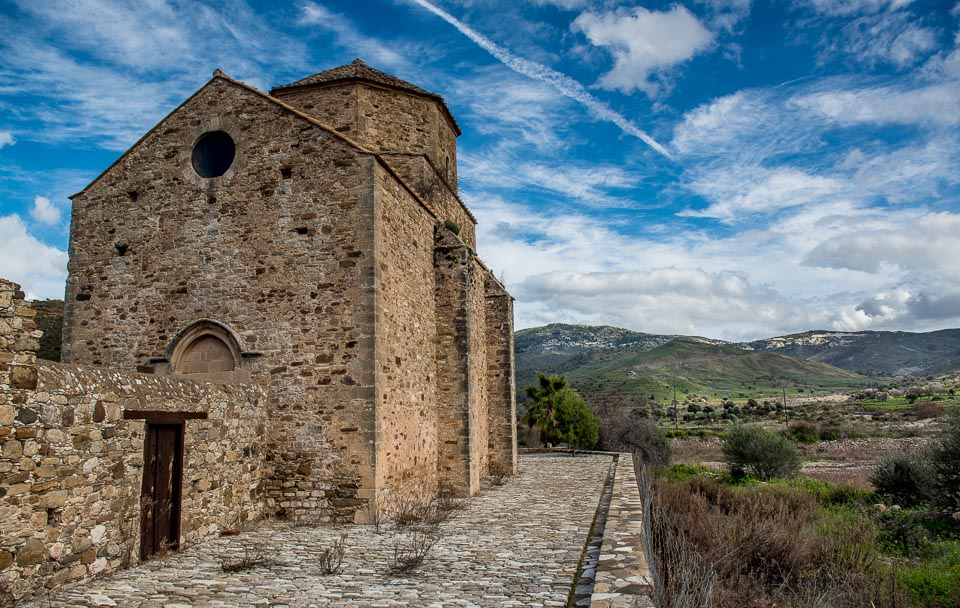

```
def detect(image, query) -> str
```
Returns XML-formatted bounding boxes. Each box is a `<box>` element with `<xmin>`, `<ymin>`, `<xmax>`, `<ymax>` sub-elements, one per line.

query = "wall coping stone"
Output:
<box><xmin>590</xmin><ymin>453</ymin><xmax>655</xmax><ymax>608</ymax></box>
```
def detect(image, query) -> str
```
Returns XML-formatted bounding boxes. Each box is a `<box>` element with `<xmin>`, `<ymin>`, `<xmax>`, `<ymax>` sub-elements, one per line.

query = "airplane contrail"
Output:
<box><xmin>407</xmin><ymin>0</ymin><xmax>673</xmax><ymax>159</ymax></box>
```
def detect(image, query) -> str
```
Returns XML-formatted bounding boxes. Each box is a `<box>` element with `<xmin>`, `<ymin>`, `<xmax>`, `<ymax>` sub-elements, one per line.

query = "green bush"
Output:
<box><xmin>660</xmin><ymin>463</ymin><xmax>718</xmax><ymax>482</ymax></box>
<box><xmin>722</xmin><ymin>424</ymin><xmax>801</xmax><ymax>481</ymax></box>
<box><xmin>787</xmin><ymin>419</ymin><xmax>819</xmax><ymax>443</ymax></box>
<box><xmin>781</xmin><ymin>476</ymin><xmax>875</xmax><ymax>506</ymax></box>
<box><xmin>870</xmin><ymin>452</ymin><xmax>933</xmax><ymax>507</ymax></box>
<box><xmin>553</xmin><ymin>389</ymin><xmax>599</xmax><ymax>449</ymax></box>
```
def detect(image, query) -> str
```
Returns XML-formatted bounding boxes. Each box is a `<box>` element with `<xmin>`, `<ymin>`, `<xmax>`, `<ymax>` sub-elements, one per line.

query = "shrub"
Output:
<box><xmin>930</xmin><ymin>413</ymin><xmax>960</xmax><ymax>511</ymax></box>
<box><xmin>878</xmin><ymin>510</ymin><xmax>937</xmax><ymax>557</ymax></box>
<box><xmin>871</xmin><ymin>453</ymin><xmax>933</xmax><ymax>507</ymax></box>
<box><xmin>915</xmin><ymin>402</ymin><xmax>945</xmax><ymax>420</ymax></box>
<box><xmin>722</xmin><ymin>424</ymin><xmax>801</xmax><ymax>481</ymax></box>
<box><xmin>788</xmin><ymin>419</ymin><xmax>819</xmax><ymax>443</ymax></box>
<box><xmin>389</xmin><ymin>531</ymin><xmax>438</xmax><ymax>575</ymax></box>
<box><xmin>316</xmin><ymin>534</ymin><xmax>347</xmax><ymax>574</ymax></box>
<box><xmin>630</xmin><ymin>419</ymin><xmax>671</xmax><ymax>467</ymax></box>
<box><xmin>661</xmin><ymin>463</ymin><xmax>719</xmax><ymax>483</ymax></box>
<box><xmin>595</xmin><ymin>404</ymin><xmax>670</xmax><ymax>467</ymax></box>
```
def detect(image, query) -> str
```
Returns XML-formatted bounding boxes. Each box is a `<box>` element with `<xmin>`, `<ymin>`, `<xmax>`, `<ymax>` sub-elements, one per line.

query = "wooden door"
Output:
<box><xmin>140</xmin><ymin>423</ymin><xmax>183</xmax><ymax>560</ymax></box>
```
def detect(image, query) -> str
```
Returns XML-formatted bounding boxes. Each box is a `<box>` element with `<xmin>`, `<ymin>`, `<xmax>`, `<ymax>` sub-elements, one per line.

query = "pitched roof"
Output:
<box><xmin>271</xmin><ymin>59</ymin><xmax>461</xmax><ymax>135</ymax></box>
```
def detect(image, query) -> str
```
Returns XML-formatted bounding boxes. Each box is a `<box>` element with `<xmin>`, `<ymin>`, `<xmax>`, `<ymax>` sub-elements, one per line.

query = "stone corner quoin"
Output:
<box><xmin>0</xmin><ymin>59</ymin><xmax>517</xmax><ymax>604</ymax></box>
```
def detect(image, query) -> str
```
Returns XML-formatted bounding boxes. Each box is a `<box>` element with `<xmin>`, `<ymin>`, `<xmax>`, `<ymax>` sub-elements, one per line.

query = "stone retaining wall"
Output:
<box><xmin>1</xmin><ymin>280</ymin><xmax>266</xmax><ymax>605</ymax></box>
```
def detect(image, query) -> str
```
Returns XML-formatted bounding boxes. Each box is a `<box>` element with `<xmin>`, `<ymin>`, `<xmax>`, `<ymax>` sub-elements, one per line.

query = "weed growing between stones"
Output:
<box><xmin>317</xmin><ymin>533</ymin><xmax>347</xmax><ymax>575</ymax></box>
<box><xmin>486</xmin><ymin>461</ymin><xmax>511</xmax><ymax>486</ymax></box>
<box><xmin>388</xmin><ymin>531</ymin><xmax>439</xmax><ymax>575</ymax></box>
<box><xmin>115</xmin><ymin>506</ymin><xmax>139</xmax><ymax>569</ymax></box>
<box><xmin>381</xmin><ymin>480</ymin><xmax>467</xmax><ymax>575</ymax></box>
<box><xmin>220</xmin><ymin>540</ymin><xmax>272</xmax><ymax>573</ymax></box>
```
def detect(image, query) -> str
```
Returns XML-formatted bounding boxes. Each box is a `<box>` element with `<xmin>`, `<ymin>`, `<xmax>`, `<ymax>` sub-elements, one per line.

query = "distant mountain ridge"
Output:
<box><xmin>516</xmin><ymin>324</ymin><xmax>960</xmax><ymax>379</ymax></box>
<box><xmin>742</xmin><ymin>329</ymin><xmax>960</xmax><ymax>376</ymax></box>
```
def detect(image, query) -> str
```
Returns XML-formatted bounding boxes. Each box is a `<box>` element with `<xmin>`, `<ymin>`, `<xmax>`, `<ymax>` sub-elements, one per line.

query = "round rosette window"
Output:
<box><xmin>191</xmin><ymin>131</ymin><xmax>236</xmax><ymax>178</ymax></box>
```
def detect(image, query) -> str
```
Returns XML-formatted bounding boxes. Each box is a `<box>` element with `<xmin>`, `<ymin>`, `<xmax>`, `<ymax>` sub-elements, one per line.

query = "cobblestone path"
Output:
<box><xmin>24</xmin><ymin>454</ymin><xmax>611</xmax><ymax>608</ymax></box>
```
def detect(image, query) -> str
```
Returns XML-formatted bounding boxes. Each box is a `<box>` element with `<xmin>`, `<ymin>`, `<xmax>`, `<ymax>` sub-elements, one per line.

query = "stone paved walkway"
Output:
<box><xmin>23</xmin><ymin>454</ymin><xmax>611</xmax><ymax>608</ymax></box>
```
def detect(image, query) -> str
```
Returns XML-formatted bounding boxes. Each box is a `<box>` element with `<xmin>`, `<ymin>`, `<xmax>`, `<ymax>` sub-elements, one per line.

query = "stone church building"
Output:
<box><xmin>0</xmin><ymin>61</ymin><xmax>516</xmax><ymax>602</ymax></box>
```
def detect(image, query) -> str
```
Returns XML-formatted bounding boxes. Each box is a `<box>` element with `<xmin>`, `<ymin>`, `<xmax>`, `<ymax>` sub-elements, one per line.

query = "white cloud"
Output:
<box><xmin>407</xmin><ymin>0</ymin><xmax>671</xmax><ymax>156</ymax></box>
<box><xmin>0</xmin><ymin>215</ymin><xmax>68</xmax><ymax>300</ymax></box>
<box><xmin>793</xmin><ymin>83</ymin><xmax>960</xmax><ymax>126</ymax></box>
<box><xmin>695</xmin><ymin>0</ymin><xmax>752</xmax><ymax>33</ymax></box>
<box><xmin>683</xmin><ymin>166</ymin><xmax>846</xmax><ymax>221</ymax></box>
<box><xmin>461</xmin><ymin>150</ymin><xmax>643</xmax><ymax>208</ymax></box>
<box><xmin>299</xmin><ymin>3</ymin><xmax>408</xmax><ymax>69</ymax></box>
<box><xmin>29</xmin><ymin>196</ymin><xmax>61</xmax><ymax>225</ymax></box>
<box><xmin>837</xmin><ymin>12</ymin><xmax>937</xmax><ymax>68</ymax></box>
<box><xmin>803</xmin><ymin>212</ymin><xmax>960</xmax><ymax>275</ymax></box>
<box><xmin>672</xmin><ymin>92</ymin><xmax>770</xmax><ymax>155</ymax></box>
<box><xmin>456</xmin><ymin>71</ymin><xmax>577</xmax><ymax>153</ymax></box>
<box><xmin>0</xmin><ymin>1</ymin><xmax>310</xmax><ymax>149</ymax></box>
<box><xmin>572</xmin><ymin>5</ymin><xmax>714</xmax><ymax>96</ymax></box>
<box><xmin>526</xmin><ymin>0</ymin><xmax>588</xmax><ymax>9</ymax></box>
<box><xmin>0</xmin><ymin>131</ymin><xmax>15</xmax><ymax>148</ymax></box>
<box><xmin>515</xmin><ymin>267</ymin><xmax>797</xmax><ymax>337</ymax></box>
<box><xmin>471</xmin><ymin>174</ymin><xmax>960</xmax><ymax>338</ymax></box>
<box><xmin>801</xmin><ymin>0</ymin><xmax>915</xmax><ymax>17</ymax></box>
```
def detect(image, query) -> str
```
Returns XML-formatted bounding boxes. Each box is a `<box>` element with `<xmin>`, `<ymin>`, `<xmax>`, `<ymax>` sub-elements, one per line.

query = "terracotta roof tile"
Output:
<box><xmin>274</xmin><ymin>59</ymin><xmax>431</xmax><ymax>95</ymax></box>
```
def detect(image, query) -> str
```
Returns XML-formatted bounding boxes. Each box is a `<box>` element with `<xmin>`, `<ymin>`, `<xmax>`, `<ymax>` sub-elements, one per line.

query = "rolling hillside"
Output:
<box><xmin>517</xmin><ymin>327</ymin><xmax>871</xmax><ymax>403</ymax></box>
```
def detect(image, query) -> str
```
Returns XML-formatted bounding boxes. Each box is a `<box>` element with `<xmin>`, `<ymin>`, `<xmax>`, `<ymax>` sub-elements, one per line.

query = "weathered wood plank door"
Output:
<box><xmin>140</xmin><ymin>423</ymin><xmax>183</xmax><ymax>560</ymax></box>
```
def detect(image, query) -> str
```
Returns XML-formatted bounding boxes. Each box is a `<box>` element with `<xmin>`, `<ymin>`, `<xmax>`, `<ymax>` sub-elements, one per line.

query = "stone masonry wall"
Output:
<box><xmin>434</xmin><ymin>227</ymin><xmax>487</xmax><ymax>495</ymax></box>
<box><xmin>274</xmin><ymin>82</ymin><xmax>459</xmax><ymax>191</ymax></box>
<box><xmin>484</xmin><ymin>277</ymin><xmax>518</xmax><ymax>474</ymax></box>
<box><xmin>270</xmin><ymin>85</ymin><xmax>359</xmax><ymax>138</ymax></box>
<box><xmin>1</xmin><ymin>282</ymin><xmax>266</xmax><ymax>605</ymax></box>
<box><xmin>62</xmin><ymin>77</ymin><xmax>378</xmax><ymax>522</ymax></box>
<box><xmin>379</xmin><ymin>153</ymin><xmax>476</xmax><ymax>249</ymax></box>
<box><xmin>274</xmin><ymin>82</ymin><xmax>474</xmax><ymax>249</ymax></box>
<box><xmin>372</xmin><ymin>163</ymin><xmax>440</xmax><ymax>504</ymax></box>
<box><xmin>466</xmin><ymin>262</ymin><xmax>488</xmax><ymax>490</ymax></box>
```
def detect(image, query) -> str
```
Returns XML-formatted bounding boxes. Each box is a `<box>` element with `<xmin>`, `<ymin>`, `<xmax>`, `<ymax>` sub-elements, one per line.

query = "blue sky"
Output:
<box><xmin>1</xmin><ymin>0</ymin><xmax>958</xmax><ymax>340</ymax></box>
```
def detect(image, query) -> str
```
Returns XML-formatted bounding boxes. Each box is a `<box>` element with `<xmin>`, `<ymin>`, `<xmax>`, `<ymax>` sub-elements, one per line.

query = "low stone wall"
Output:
<box><xmin>591</xmin><ymin>454</ymin><xmax>655</xmax><ymax>608</ymax></box>
<box><xmin>0</xmin><ymin>280</ymin><xmax>267</xmax><ymax>605</ymax></box>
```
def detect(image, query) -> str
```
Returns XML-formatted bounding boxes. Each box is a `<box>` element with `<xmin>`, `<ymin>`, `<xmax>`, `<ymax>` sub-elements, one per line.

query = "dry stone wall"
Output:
<box><xmin>0</xmin><ymin>281</ymin><xmax>266</xmax><ymax>606</ymax></box>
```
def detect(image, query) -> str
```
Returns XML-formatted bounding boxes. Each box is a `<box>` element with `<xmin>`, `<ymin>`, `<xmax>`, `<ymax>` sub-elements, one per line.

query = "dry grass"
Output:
<box><xmin>644</xmin><ymin>468</ymin><xmax>906</xmax><ymax>608</ymax></box>
<box><xmin>670</xmin><ymin>436</ymin><xmax>724</xmax><ymax>464</ymax></box>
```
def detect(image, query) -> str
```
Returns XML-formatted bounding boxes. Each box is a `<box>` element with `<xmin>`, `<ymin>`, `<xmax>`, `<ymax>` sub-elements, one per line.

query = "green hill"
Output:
<box><xmin>516</xmin><ymin>325</ymin><xmax>874</xmax><ymax>404</ymax></box>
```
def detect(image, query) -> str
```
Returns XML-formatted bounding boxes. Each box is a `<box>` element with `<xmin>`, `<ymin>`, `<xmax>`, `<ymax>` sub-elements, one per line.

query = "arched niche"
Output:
<box><xmin>167</xmin><ymin>320</ymin><xmax>243</xmax><ymax>375</ymax></box>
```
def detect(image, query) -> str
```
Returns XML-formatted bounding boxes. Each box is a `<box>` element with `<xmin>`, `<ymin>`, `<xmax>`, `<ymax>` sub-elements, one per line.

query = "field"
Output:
<box><xmin>641</xmin><ymin>374</ymin><xmax>960</xmax><ymax>607</ymax></box>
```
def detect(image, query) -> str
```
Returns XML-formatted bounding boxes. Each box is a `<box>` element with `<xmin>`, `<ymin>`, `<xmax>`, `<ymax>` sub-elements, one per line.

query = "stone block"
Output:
<box><xmin>16</xmin><ymin>538</ymin><xmax>48</xmax><ymax>566</ymax></box>
<box><xmin>9</xmin><ymin>365</ymin><xmax>38</xmax><ymax>390</ymax></box>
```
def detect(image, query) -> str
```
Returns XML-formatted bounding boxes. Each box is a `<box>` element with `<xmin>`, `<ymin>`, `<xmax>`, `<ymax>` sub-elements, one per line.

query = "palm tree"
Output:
<box><xmin>522</xmin><ymin>372</ymin><xmax>568</xmax><ymax>446</ymax></box>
